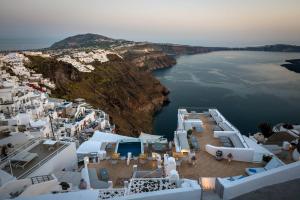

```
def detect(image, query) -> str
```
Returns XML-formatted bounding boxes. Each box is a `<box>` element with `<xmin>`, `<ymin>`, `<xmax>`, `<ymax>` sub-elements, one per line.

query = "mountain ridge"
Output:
<box><xmin>49</xmin><ymin>33</ymin><xmax>300</xmax><ymax>53</ymax></box>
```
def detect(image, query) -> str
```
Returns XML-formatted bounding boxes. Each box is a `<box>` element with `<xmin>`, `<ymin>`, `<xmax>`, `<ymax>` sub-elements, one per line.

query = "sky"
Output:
<box><xmin>0</xmin><ymin>0</ymin><xmax>300</xmax><ymax>48</ymax></box>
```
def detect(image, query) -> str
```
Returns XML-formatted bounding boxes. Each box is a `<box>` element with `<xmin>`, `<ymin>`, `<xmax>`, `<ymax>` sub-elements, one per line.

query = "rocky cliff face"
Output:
<box><xmin>26</xmin><ymin>55</ymin><xmax>169</xmax><ymax>136</ymax></box>
<box><xmin>122</xmin><ymin>50</ymin><xmax>176</xmax><ymax>71</ymax></box>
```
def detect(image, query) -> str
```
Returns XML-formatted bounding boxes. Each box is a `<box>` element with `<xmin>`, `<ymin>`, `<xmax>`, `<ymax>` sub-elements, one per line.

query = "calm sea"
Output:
<box><xmin>0</xmin><ymin>38</ymin><xmax>58</xmax><ymax>51</ymax></box>
<box><xmin>153</xmin><ymin>51</ymin><xmax>300</xmax><ymax>140</ymax></box>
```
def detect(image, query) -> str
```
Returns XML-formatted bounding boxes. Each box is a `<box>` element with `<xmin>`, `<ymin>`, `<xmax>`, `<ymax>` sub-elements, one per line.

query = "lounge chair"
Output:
<box><xmin>133</xmin><ymin>156</ymin><xmax>138</xmax><ymax>161</ymax></box>
<box><xmin>120</xmin><ymin>156</ymin><xmax>126</xmax><ymax>160</ymax></box>
<box><xmin>245</xmin><ymin>157</ymin><xmax>283</xmax><ymax>176</ymax></box>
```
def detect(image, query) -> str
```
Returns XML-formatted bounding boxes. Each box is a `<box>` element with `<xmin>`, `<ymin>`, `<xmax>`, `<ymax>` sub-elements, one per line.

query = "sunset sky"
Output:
<box><xmin>0</xmin><ymin>0</ymin><xmax>300</xmax><ymax>47</ymax></box>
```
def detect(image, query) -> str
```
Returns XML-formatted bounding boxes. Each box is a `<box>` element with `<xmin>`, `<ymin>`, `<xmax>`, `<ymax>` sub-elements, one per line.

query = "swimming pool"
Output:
<box><xmin>117</xmin><ymin>141</ymin><xmax>142</xmax><ymax>157</ymax></box>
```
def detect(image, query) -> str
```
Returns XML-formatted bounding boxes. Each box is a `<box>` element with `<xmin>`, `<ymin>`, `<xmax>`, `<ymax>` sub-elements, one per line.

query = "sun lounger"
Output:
<box><xmin>190</xmin><ymin>136</ymin><xmax>200</xmax><ymax>151</ymax></box>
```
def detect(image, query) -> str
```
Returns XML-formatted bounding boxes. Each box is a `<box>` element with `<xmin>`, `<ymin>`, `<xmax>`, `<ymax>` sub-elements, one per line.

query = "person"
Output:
<box><xmin>79</xmin><ymin>178</ymin><xmax>87</xmax><ymax>189</ymax></box>
<box><xmin>227</xmin><ymin>153</ymin><xmax>233</xmax><ymax>163</ymax></box>
<box><xmin>191</xmin><ymin>155</ymin><xmax>196</xmax><ymax>166</ymax></box>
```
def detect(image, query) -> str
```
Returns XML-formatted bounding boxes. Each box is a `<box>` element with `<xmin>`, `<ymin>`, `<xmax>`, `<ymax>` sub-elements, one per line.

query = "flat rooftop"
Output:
<box><xmin>177</xmin><ymin>114</ymin><xmax>262</xmax><ymax>179</ymax></box>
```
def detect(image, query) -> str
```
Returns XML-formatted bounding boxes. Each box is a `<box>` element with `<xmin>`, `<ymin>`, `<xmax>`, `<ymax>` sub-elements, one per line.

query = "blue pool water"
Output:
<box><xmin>117</xmin><ymin>142</ymin><xmax>142</xmax><ymax>157</ymax></box>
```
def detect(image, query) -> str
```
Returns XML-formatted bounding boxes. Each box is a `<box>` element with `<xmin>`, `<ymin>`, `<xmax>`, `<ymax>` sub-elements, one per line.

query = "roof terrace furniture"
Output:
<box><xmin>99</xmin><ymin>168</ymin><xmax>109</xmax><ymax>182</ymax></box>
<box><xmin>43</xmin><ymin>139</ymin><xmax>57</xmax><ymax>145</ymax></box>
<box><xmin>152</xmin><ymin>143</ymin><xmax>166</xmax><ymax>152</ymax></box>
<box><xmin>133</xmin><ymin>156</ymin><xmax>138</xmax><ymax>161</ymax></box>
<box><xmin>111</xmin><ymin>159</ymin><xmax>118</xmax><ymax>165</ymax></box>
<box><xmin>120</xmin><ymin>156</ymin><xmax>126</xmax><ymax>160</ymax></box>
<box><xmin>190</xmin><ymin>136</ymin><xmax>200</xmax><ymax>151</ymax></box>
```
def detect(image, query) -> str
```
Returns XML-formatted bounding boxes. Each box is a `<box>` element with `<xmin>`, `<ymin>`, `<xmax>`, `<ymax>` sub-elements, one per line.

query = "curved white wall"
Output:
<box><xmin>205</xmin><ymin>145</ymin><xmax>254</xmax><ymax>162</ymax></box>
<box><xmin>220</xmin><ymin>161</ymin><xmax>300</xmax><ymax>200</ymax></box>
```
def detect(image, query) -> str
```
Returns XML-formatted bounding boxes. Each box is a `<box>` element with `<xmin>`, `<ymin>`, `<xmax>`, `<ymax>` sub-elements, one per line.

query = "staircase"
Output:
<box><xmin>199</xmin><ymin>177</ymin><xmax>222</xmax><ymax>200</ymax></box>
<box><xmin>202</xmin><ymin>191</ymin><xmax>222</xmax><ymax>200</ymax></box>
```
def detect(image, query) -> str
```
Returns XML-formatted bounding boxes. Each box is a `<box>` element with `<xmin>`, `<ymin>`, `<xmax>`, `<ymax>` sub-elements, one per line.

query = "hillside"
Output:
<box><xmin>50</xmin><ymin>33</ymin><xmax>131</xmax><ymax>49</ymax></box>
<box><xmin>49</xmin><ymin>34</ymin><xmax>300</xmax><ymax>54</ymax></box>
<box><xmin>43</xmin><ymin>34</ymin><xmax>300</xmax><ymax>136</ymax></box>
<box><xmin>235</xmin><ymin>44</ymin><xmax>300</xmax><ymax>52</ymax></box>
<box><xmin>26</xmin><ymin>55</ymin><xmax>169</xmax><ymax>136</ymax></box>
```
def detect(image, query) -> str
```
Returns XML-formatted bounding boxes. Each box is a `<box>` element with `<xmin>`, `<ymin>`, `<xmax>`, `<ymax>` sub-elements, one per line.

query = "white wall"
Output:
<box><xmin>19</xmin><ymin>179</ymin><xmax>61</xmax><ymax>197</ymax></box>
<box><xmin>220</xmin><ymin>161</ymin><xmax>300</xmax><ymax>200</ymax></box>
<box><xmin>206</xmin><ymin>144</ymin><xmax>254</xmax><ymax>162</ymax></box>
<box><xmin>0</xmin><ymin>178</ymin><xmax>31</xmax><ymax>200</ymax></box>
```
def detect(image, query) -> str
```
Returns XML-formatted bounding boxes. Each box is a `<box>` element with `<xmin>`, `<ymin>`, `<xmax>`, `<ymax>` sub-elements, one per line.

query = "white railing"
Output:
<box><xmin>0</xmin><ymin>138</ymin><xmax>41</xmax><ymax>166</ymax></box>
<box><xmin>17</xmin><ymin>143</ymin><xmax>69</xmax><ymax>179</ymax></box>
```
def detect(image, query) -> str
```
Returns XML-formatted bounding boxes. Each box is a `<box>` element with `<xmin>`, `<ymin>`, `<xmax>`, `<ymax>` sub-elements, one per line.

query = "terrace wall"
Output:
<box><xmin>205</xmin><ymin>145</ymin><xmax>254</xmax><ymax>162</ymax></box>
<box><xmin>219</xmin><ymin>161</ymin><xmax>300</xmax><ymax>200</ymax></box>
<box><xmin>124</xmin><ymin>182</ymin><xmax>201</xmax><ymax>200</ymax></box>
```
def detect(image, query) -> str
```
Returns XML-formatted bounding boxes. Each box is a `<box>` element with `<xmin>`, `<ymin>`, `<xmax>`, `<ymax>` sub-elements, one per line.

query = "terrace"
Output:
<box><xmin>2</xmin><ymin>140</ymin><xmax>67</xmax><ymax>179</ymax></box>
<box><xmin>86</xmin><ymin>115</ymin><xmax>262</xmax><ymax>188</ymax></box>
<box><xmin>176</xmin><ymin>113</ymin><xmax>263</xmax><ymax>179</ymax></box>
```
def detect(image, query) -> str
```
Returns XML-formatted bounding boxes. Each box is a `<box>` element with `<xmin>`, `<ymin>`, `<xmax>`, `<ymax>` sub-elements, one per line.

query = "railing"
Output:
<box><xmin>17</xmin><ymin>143</ymin><xmax>69</xmax><ymax>179</ymax></box>
<box><xmin>0</xmin><ymin>138</ymin><xmax>41</xmax><ymax>166</ymax></box>
<box><xmin>180</xmin><ymin>106</ymin><xmax>218</xmax><ymax>113</ymax></box>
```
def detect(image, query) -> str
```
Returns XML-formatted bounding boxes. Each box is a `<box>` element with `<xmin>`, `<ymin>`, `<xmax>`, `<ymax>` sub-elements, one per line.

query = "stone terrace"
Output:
<box><xmin>177</xmin><ymin>114</ymin><xmax>263</xmax><ymax>179</ymax></box>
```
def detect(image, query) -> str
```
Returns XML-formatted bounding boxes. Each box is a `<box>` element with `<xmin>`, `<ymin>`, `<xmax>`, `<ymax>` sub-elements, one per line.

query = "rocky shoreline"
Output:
<box><xmin>281</xmin><ymin>59</ymin><xmax>300</xmax><ymax>73</ymax></box>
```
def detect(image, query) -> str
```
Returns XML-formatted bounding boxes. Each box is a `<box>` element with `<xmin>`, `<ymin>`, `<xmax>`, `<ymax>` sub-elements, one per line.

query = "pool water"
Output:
<box><xmin>117</xmin><ymin>142</ymin><xmax>142</xmax><ymax>157</ymax></box>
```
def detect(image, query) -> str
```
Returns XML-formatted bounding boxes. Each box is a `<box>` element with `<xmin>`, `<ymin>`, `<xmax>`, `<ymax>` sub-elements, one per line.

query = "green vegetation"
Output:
<box><xmin>26</xmin><ymin>55</ymin><xmax>168</xmax><ymax>136</ymax></box>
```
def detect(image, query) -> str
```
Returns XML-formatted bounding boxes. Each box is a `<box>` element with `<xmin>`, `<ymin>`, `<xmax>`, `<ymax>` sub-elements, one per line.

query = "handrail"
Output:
<box><xmin>0</xmin><ymin>138</ymin><xmax>41</xmax><ymax>165</ymax></box>
<box><xmin>17</xmin><ymin>143</ymin><xmax>69</xmax><ymax>179</ymax></box>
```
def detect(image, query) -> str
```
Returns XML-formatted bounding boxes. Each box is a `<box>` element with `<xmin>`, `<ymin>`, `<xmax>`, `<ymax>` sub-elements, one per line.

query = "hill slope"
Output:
<box><xmin>50</xmin><ymin>33</ymin><xmax>131</xmax><ymax>49</ymax></box>
<box><xmin>26</xmin><ymin>55</ymin><xmax>169</xmax><ymax>136</ymax></box>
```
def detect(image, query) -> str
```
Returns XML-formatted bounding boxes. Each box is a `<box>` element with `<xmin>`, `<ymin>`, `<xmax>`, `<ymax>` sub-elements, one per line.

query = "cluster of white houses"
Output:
<box><xmin>0</xmin><ymin>51</ymin><xmax>300</xmax><ymax>200</ymax></box>
<box><xmin>57</xmin><ymin>49</ymin><xmax>122</xmax><ymax>73</ymax></box>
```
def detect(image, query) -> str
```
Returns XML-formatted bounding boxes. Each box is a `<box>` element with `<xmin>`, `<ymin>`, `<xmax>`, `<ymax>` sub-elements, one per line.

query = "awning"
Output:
<box><xmin>139</xmin><ymin>132</ymin><xmax>167</xmax><ymax>144</ymax></box>
<box><xmin>76</xmin><ymin>141</ymin><xmax>106</xmax><ymax>154</ymax></box>
<box><xmin>90</xmin><ymin>131</ymin><xmax>134</xmax><ymax>143</ymax></box>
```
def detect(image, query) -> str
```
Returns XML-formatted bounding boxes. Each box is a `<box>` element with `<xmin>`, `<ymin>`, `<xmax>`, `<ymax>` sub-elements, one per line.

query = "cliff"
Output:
<box><xmin>26</xmin><ymin>55</ymin><xmax>169</xmax><ymax>136</ymax></box>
